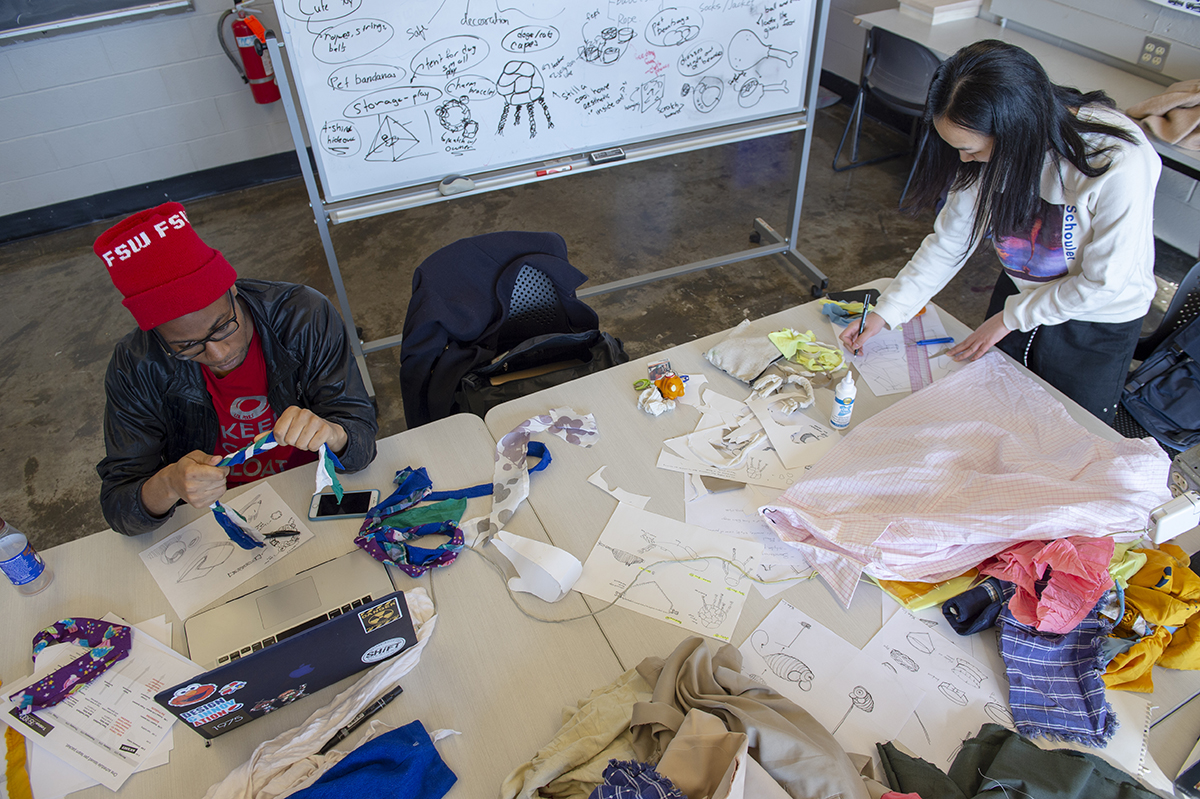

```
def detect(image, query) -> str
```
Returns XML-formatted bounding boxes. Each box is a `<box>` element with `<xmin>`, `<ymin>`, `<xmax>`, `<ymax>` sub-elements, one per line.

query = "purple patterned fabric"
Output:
<box><xmin>9</xmin><ymin>618</ymin><xmax>132</xmax><ymax>711</ymax></box>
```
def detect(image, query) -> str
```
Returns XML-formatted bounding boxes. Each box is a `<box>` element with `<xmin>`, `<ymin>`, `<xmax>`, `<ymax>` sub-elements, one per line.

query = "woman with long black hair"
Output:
<box><xmin>840</xmin><ymin>39</ymin><xmax>1160</xmax><ymax>422</ymax></box>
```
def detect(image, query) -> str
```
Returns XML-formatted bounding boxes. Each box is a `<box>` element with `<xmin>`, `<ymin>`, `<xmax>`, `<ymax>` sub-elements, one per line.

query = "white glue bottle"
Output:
<box><xmin>829</xmin><ymin>370</ymin><xmax>857</xmax><ymax>430</ymax></box>
<box><xmin>0</xmin><ymin>516</ymin><xmax>53</xmax><ymax>595</ymax></box>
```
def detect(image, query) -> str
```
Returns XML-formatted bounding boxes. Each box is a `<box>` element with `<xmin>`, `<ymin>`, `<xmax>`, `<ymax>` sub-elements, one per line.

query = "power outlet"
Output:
<box><xmin>1139</xmin><ymin>36</ymin><xmax>1170</xmax><ymax>71</ymax></box>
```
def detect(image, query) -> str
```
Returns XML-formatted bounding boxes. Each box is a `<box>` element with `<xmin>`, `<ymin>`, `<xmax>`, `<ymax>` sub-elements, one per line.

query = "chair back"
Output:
<box><xmin>500</xmin><ymin>263</ymin><xmax>570</xmax><ymax>349</ymax></box>
<box><xmin>1136</xmin><ymin>261</ymin><xmax>1200</xmax><ymax>361</ymax></box>
<box><xmin>864</xmin><ymin>27</ymin><xmax>942</xmax><ymax>115</ymax></box>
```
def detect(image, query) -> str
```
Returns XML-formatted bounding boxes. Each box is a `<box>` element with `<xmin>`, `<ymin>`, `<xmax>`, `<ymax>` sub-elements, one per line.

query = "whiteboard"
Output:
<box><xmin>273</xmin><ymin>0</ymin><xmax>816</xmax><ymax>202</ymax></box>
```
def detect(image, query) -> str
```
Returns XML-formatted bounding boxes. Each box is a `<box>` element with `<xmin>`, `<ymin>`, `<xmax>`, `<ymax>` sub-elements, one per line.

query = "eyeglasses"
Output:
<box><xmin>162</xmin><ymin>290</ymin><xmax>240</xmax><ymax>361</ymax></box>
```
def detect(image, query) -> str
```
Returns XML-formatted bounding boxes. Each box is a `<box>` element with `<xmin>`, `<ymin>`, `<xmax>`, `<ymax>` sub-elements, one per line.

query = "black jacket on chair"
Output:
<box><xmin>400</xmin><ymin>231</ymin><xmax>599</xmax><ymax>427</ymax></box>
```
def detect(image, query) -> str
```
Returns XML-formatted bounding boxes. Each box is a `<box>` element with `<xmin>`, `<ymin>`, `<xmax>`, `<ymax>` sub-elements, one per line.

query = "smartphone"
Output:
<box><xmin>307</xmin><ymin>489</ymin><xmax>380</xmax><ymax>521</ymax></box>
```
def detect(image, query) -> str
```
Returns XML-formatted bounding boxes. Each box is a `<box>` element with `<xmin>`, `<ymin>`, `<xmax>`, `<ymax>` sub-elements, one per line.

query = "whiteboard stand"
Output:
<box><xmin>266</xmin><ymin>0</ymin><xmax>831</xmax><ymax>396</ymax></box>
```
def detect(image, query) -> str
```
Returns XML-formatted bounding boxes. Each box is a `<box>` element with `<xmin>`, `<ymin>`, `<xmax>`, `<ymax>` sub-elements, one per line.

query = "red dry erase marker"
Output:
<box><xmin>536</xmin><ymin>165</ymin><xmax>572</xmax><ymax>177</ymax></box>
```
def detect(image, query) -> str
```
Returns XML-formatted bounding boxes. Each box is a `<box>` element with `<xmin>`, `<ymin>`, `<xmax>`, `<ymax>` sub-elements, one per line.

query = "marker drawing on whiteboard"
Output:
<box><xmin>536</xmin><ymin>165</ymin><xmax>573</xmax><ymax>177</ymax></box>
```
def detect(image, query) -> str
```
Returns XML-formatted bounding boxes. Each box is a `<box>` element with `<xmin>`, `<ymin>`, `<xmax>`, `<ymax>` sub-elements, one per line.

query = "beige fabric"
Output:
<box><xmin>1126</xmin><ymin>79</ymin><xmax>1200</xmax><ymax>150</ymax></box>
<box><xmin>656</xmin><ymin>709</ymin><xmax>747</xmax><ymax>799</ymax></box>
<box><xmin>500</xmin><ymin>666</ymin><xmax>654</xmax><ymax>799</ymax></box>
<box><xmin>631</xmin><ymin>638</ymin><xmax>871</xmax><ymax>799</ymax></box>
<box><xmin>704</xmin><ymin>319</ymin><xmax>783</xmax><ymax>383</ymax></box>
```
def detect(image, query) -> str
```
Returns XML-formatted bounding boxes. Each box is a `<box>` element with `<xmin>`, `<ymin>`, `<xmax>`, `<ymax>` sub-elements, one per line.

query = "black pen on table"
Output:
<box><xmin>318</xmin><ymin>684</ymin><xmax>404</xmax><ymax>755</ymax></box>
<box><xmin>855</xmin><ymin>293</ymin><xmax>870</xmax><ymax>354</ymax></box>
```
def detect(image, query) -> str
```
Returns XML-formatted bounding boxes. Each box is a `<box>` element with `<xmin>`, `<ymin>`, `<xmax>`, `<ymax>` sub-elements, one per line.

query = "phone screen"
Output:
<box><xmin>314</xmin><ymin>491</ymin><xmax>375</xmax><ymax>517</ymax></box>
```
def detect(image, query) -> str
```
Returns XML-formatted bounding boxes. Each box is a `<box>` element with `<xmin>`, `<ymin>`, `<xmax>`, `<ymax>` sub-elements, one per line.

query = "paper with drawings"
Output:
<box><xmin>683</xmin><ymin>484</ymin><xmax>813</xmax><ymax>598</ymax></box>
<box><xmin>865</xmin><ymin>610</ymin><xmax>1011</xmax><ymax>765</ymax></box>
<box><xmin>1</xmin><ymin>614</ymin><xmax>198</xmax><ymax>791</ymax></box>
<box><xmin>744</xmin><ymin>394</ymin><xmax>839</xmax><ymax>471</ymax></box>
<box><xmin>574</xmin><ymin>502</ymin><xmax>762</xmax><ymax>642</ymax></box>
<box><xmin>28</xmin><ymin>616</ymin><xmax>176</xmax><ymax>799</ymax></box>
<box><xmin>843</xmin><ymin>306</ymin><xmax>962</xmax><ymax>397</ymax></box>
<box><xmin>139</xmin><ymin>483</ymin><xmax>313</xmax><ymax>619</ymax></box>
<box><xmin>738</xmin><ymin>601</ymin><xmax>923</xmax><ymax>757</ymax></box>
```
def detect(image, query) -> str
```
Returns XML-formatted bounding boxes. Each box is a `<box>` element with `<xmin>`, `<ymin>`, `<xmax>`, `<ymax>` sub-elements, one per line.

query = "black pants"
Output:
<box><xmin>986</xmin><ymin>273</ymin><xmax>1142</xmax><ymax>424</ymax></box>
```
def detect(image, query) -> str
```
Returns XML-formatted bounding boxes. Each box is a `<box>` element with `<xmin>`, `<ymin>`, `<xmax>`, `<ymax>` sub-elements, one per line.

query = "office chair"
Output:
<box><xmin>1111</xmin><ymin>260</ymin><xmax>1200</xmax><ymax>449</ymax></box>
<box><xmin>832</xmin><ymin>27</ymin><xmax>942</xmax><ymax>208</ymax></box>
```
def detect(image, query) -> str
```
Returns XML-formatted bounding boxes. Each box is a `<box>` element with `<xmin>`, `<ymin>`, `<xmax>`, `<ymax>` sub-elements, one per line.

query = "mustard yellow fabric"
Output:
<box><xmin>5</xmin><ymin>715</ymin><xmax>33</xmax><ymax>799</ymax></box>
<box><xmin>1104</xmin><ymin>544</ymin><xmax>1200</xmax><ymax>691</ymax></box>
<box><xmin>874</xmin><ymin>571</ymin><xmax>980</xmax><ymax>612</ymax></box>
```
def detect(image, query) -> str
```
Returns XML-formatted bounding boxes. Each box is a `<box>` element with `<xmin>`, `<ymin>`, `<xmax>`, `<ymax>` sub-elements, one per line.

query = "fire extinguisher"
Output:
<box><xmin>219</xmin><ymin>0</ymin><xmax>281</xmax><ymax>104</ymax></box>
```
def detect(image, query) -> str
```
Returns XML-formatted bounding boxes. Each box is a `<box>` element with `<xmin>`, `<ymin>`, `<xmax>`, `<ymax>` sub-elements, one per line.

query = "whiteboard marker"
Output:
<box><xmin>536</xmin><ymin>165</ymin><xmax>573</xmax><ymax>177</ymax></box>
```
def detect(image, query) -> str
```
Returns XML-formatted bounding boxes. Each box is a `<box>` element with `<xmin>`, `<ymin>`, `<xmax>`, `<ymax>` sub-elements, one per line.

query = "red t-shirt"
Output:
<box><xmin>202</xmin><ymin>332</ymin><xmax>316</xmax><ymax>486</ymax></box>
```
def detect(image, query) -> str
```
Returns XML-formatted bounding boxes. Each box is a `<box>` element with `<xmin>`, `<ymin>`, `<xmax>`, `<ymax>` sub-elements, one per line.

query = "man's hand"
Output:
<box><xmin>839</xmin><ymin>312</ymin><xmax>887</xmax><ymax>355</ymax></box>
<box><xmin>271</xmin><ymin>406</ymin><xmax>348</xmax><ymax>454</ymax></box>
<box><xmin>948</xmin><ymin>313</ymin><xmax>1010</xmax><ymax>361</ymax></box>
<box><xmin>142</xmin><ymin>451</ymin><xmax>229</xmax><ymax>514</ymax></box>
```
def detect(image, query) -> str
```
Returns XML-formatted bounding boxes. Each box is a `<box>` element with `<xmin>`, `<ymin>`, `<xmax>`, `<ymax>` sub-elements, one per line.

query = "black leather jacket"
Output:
<box><xmin>97</xmin><ymin>279</ymin><xmax>378</xmax><ymax>536</ymax></box>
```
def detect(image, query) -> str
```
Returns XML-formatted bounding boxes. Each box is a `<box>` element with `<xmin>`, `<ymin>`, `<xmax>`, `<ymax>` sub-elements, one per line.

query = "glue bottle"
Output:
<box><xmin>829</xmin><ymin>371</ymin><xmax>857</xmax><ymax>430</ymax></box>
<box><xmin>0</xmin><ymin>516</ymin><xmax>53</xmax><ymax>596</ymax></box>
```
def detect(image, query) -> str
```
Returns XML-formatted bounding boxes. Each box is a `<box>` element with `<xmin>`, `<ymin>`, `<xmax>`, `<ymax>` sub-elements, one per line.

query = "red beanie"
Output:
<box><xmin>94</xmin><ymin>202</ymin><xmax>237</xmax><ymax>330</ymax></box>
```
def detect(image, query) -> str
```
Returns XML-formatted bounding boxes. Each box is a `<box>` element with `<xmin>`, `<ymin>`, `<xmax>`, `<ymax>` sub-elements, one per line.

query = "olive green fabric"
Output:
<box><xmin>878</xmin><ymin>724</ymin><xmax>1157</xmax><ymax>799</ymax></box>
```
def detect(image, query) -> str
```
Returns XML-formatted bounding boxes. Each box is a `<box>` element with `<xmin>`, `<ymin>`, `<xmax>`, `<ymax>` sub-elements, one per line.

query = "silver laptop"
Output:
<box><xmin>184</xmin><ymin>549</ymin><xmax>395</xmax><ymax>669</ymax></box>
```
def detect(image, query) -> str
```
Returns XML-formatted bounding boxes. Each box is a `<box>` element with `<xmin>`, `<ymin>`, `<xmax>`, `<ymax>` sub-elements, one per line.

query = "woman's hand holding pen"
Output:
<box><xmin>839</xmin><ymin>312</ymin><xmax>886</xmax><ymax>355</ymax></box>
<box><xmin>947</xmin><ymin>313</ymin><xmax>1010</xmax><ymax>361</ymax></box>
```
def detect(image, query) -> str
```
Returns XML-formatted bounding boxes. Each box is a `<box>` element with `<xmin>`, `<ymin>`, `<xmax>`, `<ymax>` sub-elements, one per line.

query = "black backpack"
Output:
<box><xmin>1121</xmin><ymin>314</ymin><xmax>1200</xmax><ymax>452</ymax></box>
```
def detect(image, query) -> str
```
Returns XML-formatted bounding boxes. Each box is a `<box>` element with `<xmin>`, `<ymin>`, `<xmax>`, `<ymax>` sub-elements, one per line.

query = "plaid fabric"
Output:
<box><xmin>589</xmin><ymin>761</ymin><xmax>685</xmax><ymax>799</ymax></box>
<box><xmin>997</xmin><ymin>601</ymin><xmax>1117</xmax><ymax>746</ymax></box>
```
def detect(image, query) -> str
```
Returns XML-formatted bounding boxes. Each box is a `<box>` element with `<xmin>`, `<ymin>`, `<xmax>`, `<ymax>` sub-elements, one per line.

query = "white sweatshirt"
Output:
<box><xmin>873</xmin><ymin>106</ymin><xmax>1161</xmax><ymax>333</ymax></box>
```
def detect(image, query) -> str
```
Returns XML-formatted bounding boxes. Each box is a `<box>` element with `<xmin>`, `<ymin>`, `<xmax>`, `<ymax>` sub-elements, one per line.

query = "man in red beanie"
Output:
<box><xmin>94</xmin><ymin>202</ymin><xmax>377</xmax><ymax>535</ymax></box>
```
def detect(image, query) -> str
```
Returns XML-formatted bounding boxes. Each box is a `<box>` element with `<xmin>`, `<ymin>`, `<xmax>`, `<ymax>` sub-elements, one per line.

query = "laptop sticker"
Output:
<box><xmin>168</xmin><ymin>683</ymin><xmax>217</xmax><ymax>707</ymax></box>
<box><xmin>181</xmin><ymin>698</ymin><xmax>243</xmax><ymax>726</ymax></box>
<box><xmin>362</xmin><ymin>637</ymin><xmax>408</xmax><ymax>663</ymax></box>
<box><xmin>219</xmin><ymin>681</ymin><xmax>246</xmax><ymax>696</ymax></box>
<box><xmin>358</xmin><ymin>597</ymin><xmax>403</xmax><ymax>633</ymax></box>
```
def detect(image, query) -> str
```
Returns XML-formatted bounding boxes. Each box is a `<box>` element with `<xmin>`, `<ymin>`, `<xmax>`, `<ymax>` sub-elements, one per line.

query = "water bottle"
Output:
<box><xmin>0</xmin><ymin>516</ymin><xmax>53</xmax><ymax>596</ymax></box>
<box><xmin>829</xmin><ymin>371</ymin><xmax>857</xmax><ymax>430</ymax></box>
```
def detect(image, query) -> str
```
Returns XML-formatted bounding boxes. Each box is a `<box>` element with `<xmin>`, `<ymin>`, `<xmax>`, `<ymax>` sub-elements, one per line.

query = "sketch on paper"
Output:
<box><xmin>139</xmin><ymin>484</ymin><xmax>314</xmax><ymax>619</ymax></box>
<box><xmin>840</xmin><ymin>306</ymin><xmax>963</xmax><ymax>397</ymax></box>
<box><xmin>273</xmin><ymin>0</ymin><xmax>816</xmax><ymax>200</ymax></box>
<box><xmin>575</xmin><ymin>503</ymin><xmax>761</xmax><ymax>642</ymax></box>
<box><xmin>832</xmin><ymin>686</ymin><xmax>874</xmax><ymax>734</ymax></box>
<box><xmin>739</xmin><ymin>602</ymin><xmax>923</xmax><ymax>758</ymax></box>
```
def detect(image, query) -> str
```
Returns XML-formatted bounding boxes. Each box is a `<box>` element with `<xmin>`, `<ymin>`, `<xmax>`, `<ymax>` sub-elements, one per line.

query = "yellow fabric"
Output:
<box><xmin>1104</xmin><ymin>544</ymin><xmax>1200</xmax><ymax>691</ymax></box>
<box><xmin>818</xmin><ymin>299</ymin><xmax>868</xmax><ymax>315</ymax></box>
<box><xmin>6</xmin><ymin>713</ymin><xmax>34</xmax><ymax>799</ymax></box>
<box><xmin>1109</xmin><ymin>542</ymin><xmax>1148</xmax><ymax>589</ymax></box>
<box><xmin>767</xmin><ymin>329</ymin><xmax>845</xmax><ymax>372</ymax></box>
<box><xmin>874</xmin><ymin>571</ymin><xmax>979</xmax><ymax>611</ymax></box>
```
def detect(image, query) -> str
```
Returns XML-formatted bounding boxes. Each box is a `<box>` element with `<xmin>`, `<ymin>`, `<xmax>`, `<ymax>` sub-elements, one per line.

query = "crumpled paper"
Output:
<box><xmin>638</xmin><ymin>386</ymin><xmax>676</xmax><ymax>416</ymax></box>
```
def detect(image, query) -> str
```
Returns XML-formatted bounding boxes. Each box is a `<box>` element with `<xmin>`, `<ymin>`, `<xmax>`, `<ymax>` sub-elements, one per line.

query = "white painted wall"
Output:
<box><xmin>0</xmin><ymin>0</ymin><xmax>294</xmax><ymax>218</ymax></box>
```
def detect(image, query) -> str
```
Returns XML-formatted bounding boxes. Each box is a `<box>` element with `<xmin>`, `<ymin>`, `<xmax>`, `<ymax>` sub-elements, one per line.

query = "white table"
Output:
<box><xmin>855</xmin><ymin>10</ymin><xmax>1200</xmax><ymax>180</ymax></box>
<box><xmin>0</xmin><ymin>414</ymin><xmax>624</xmax><ymax>799</ymax></box>
<box><xmin>484</xmin><ymin>279</ymin><xmax>1200</xmax><ymax>777</ymax></box>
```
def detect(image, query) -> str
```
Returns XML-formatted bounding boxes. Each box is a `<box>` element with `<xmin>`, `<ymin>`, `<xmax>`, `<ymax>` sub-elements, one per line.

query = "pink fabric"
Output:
<box><xmin>978</xmin><ymin>537</ymin><xmax>1115</xmax><ymax>633</ymax></box>
<box><xmin>881</xmin><ymin>793</ymin><xmax>924</xmax><ymax>799</ymax></box>
<box><xmin>759</xmin><ymin>354</ymin><xmax>1169</xmax><ymax>607</ymax></box>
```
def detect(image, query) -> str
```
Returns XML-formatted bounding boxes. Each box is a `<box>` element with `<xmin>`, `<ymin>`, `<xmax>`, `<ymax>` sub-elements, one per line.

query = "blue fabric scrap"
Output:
<box><xmin>997</xmin><ymin>601</ymin><xmax>1117</xmax><ymax>747</ymax></box>
<box><xmin>290</xmin><ymin>720</ymin><xmax>457</xmax><ymax>799</ymax></box>
<box><xmin>588</xmin><ymin>760</ymin><xmax>686</xmax><ymax>799</ymax></box>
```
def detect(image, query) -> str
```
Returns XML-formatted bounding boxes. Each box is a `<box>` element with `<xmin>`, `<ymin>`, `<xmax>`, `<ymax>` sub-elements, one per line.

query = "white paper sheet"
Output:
<box><xmin>575</xmin><ymin>503</ymin><xmax>762</xmax><ymax>642</ymax></box>
<box><xmin>683</xmin><ymin>485</ymin><xmax>813</xmax><ymax>598</ymax></box>
<box><xmin>866</xmin><ymin>610</ymin><xmax>1011</xmax><ymax>766</ymax></box>
<box><xmin>738</xmin><ymin>601</ymin><xmax>923</xmax><ymax>758</ymax></box>
<box><xmin>139</xmin><ymin>484</ymin><xmax>313</xmax><ymax>619</ymax></box>
<box><xmin>843</xmin><ymin>306</ymin><xmax>962</xmax><ymax>397</ymax></box>
<box><xmin>490</xmin><ymin>530</ymin><xmax>582</xmax><ymax>603</ymax></box>
<box><xmin>744</xmin><ymin>395</ymin><xmax>839</xmax><ymax>471</ymax></box>
<box><xmin>2</xmin><ymin>617</ymin><xmax>198</xmax><ymax>791</ymax></box>
<box><xmin>28</xmin><ymin>617</ymin><xmax>176</xmax><ymax>799</ymax></box>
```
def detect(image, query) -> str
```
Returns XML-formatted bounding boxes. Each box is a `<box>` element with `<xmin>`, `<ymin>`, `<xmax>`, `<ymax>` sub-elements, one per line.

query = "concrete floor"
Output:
<box><xmin>0</xmin><ymin>103</ymin><xmax>1191</xmax><ymax>550</ymax></box>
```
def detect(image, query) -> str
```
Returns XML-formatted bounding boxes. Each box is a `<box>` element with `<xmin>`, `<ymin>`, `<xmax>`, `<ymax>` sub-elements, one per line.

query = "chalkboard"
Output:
<box><xmin>273</xmin><ymin>0</ymin><xmax>815</xmax><ymax>202</ymax></box>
